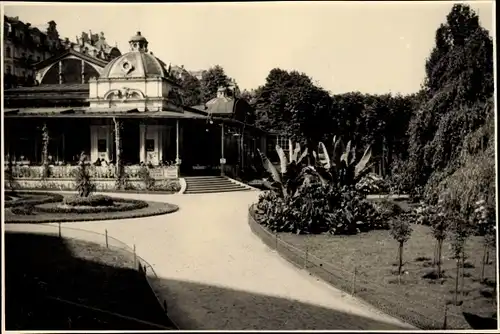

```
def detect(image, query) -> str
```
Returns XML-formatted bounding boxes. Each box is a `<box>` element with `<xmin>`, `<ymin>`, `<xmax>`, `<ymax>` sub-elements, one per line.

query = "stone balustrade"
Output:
<box><xmin>5</xmin><ymin>164</ymin><xmax>179</xmax><ymax>179</ymax></box>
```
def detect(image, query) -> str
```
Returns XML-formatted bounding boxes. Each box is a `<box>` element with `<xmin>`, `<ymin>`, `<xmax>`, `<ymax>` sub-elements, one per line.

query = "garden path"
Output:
<box><xmin>6</xmin><ymin>190</ymin><xmax>414</xmax><ymax>330</ymax></box>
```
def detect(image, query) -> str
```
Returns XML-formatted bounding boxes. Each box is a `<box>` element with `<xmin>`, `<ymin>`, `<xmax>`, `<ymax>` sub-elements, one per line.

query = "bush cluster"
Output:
<box><xmin>256</xmin><ymin>184</ymin><xmax>387</xmax><ymax>235</ymax></box>
<box><xmin>63</xmin><ymin>194</ymin><xmax>115</xmax><ymax>207</ymax></box>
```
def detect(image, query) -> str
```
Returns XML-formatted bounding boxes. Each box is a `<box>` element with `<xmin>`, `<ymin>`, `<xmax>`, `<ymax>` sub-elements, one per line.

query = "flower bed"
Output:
<box><xmin>5</xmin><ymin>192</ymin><xmax>179</xmax><ymax>224</ymax></box>
<box><xmin>36</xmin><ymin>197</ymin><xmax>149</xmax><ymax>214</ymax></box>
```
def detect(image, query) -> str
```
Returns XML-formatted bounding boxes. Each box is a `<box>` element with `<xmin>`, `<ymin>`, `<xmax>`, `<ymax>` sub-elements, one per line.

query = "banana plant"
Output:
<box><xmin>313</xmin><ymin>135</ymin><xmax>373</xmax><ymax>187</ymax></box>
<box><xmin>257</xmin><ymin>140</ymin><xmax>309</xmax><ymax>198</ymax></box>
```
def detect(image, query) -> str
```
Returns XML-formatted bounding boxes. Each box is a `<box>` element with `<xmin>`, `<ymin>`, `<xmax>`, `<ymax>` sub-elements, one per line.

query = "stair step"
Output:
<box><xmin>185</xmin><ymin>180</ymin><xmax>235</xmax><ymax>185</ymax></box>
<box><xmin>183</xmin><ymin>176</ymin><xmax>251</xmax><ymax>194</ymax></box>
<box><xmin>186</xmin><ymin>185</ymin><xmax>247</xmax><ymax>191</ymax></box>
<box><xmin>184</xmin><ymin>176</ymin><xmax>225</xmax><ymax>180</ymax></box>
<box><xmin>185</xmin><ymin>188</ymin><xmax>252</xmax><ymax>194</ymax></box>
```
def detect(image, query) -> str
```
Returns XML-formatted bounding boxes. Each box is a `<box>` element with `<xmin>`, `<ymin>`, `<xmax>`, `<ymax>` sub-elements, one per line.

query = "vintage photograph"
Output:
<box><xmin>2</xmin><ymin>1</ymin><xmax>497</xmax><ymax>331</ymax></box>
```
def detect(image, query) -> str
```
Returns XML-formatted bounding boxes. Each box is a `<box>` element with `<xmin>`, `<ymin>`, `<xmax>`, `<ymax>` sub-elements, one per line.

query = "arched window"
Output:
<box><xmin>5</xmin><ymin>46</ymin><xmax>11</xmax><ymax>57</ymax></box>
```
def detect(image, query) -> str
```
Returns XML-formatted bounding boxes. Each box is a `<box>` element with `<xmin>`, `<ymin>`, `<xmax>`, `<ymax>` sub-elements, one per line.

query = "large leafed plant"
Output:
<box><xmin>313</xmin><ymin>135</ymin><xmax>373</xmax><ymax>188</ymax></box>
<box><xmin>257</xmin><ymin>139</ymin><xmax>311</xmax><ymax>198</ymax></box>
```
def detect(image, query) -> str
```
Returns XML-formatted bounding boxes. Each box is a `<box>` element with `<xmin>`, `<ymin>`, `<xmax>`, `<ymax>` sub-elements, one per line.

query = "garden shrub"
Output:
<box><xmin>356</xmin><ymin>173</ymin><xmax>390</xmax><ymax>195</ymax></box>
<box><xmin>11</xmin><ymin>205</ymin><xmax>36</xmax><ymax>215</ymax></box>
<box><xmin>155</xmin><ymin>179</ymin><xmax>181</xmax><ymax>192</ymax></box>
<box><xmin>73</xmin><ymin>154</ymin><xmax>96</xmax><ymax>197</ymax></box>
<box><xmin>138</xmin><ymin>165</ymin><xmax>155</xmax><ymax>190</ymax></box>
<box><xmin>63</xmin><ymin>195</ymin><xmax>115</xmax><ymax>207</ymax></box>
<box><xmin>255</xmin><ymin>183</ymin><xmax>383</xmax><ymax>235</ymax></box>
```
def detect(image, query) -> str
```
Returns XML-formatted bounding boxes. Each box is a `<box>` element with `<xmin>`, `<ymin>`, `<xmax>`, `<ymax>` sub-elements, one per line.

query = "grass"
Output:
<box><xmin>5</xmin><ymin>232</ymin><xmax>177</xmax><ymax>330</ymax></box>
<box><xmin>277</xmin><ymin>223</ymin><xmax>497</xmax><ymax>329</ymax></box>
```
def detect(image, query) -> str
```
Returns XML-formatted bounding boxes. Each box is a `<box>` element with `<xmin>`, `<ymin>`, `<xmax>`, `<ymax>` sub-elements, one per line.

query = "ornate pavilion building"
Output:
<box><xmin>3</xmin><ymin>31</ymin><xmax>266</xmax><ymax>181</ymax></box>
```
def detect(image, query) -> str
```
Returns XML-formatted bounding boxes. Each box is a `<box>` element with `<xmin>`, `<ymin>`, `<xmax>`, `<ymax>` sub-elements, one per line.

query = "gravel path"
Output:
<box><xmin>5</xmin><ymin>190</ymin><xmax>414</xmax><ymax>330</ymax></box>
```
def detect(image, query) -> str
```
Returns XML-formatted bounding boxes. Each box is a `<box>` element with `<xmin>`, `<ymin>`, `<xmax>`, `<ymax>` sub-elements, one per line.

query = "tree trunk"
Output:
<box><xmin>433</xmin><ymin>241</ymin><xmax>438</xmax><ymax>265</ymax></box>
<box><xmin>437</xmin><ymin>239</ymin><xmax>443</xmax><ymax>279</ymax></box>
<box><xmin>41</xmin><ymin>122</ymin><xmax>50</xmax><ymax>179</ymax></box>
<box><xmin>398</xmin><ymin>241</ymin><xmax>404</xmax><ymax>276</ymax></box>
<box><xmin>454</xmin><ymin>258</ymin><xmax>460</xmax><ymax>305</ymax></box>
<box><xmin>113</xmin><ymin>117</ymin><xmax>124</xmax><ymax>189</ymax></box>
<box><xmin>481</xmin><ymin>244</ymin><xmax>487</xmax><ymax>281</ymax></box>
<box><xmin>461</xmin><ymin>249</ymin><xmax>465</xmax><ymax>297</ymax></box>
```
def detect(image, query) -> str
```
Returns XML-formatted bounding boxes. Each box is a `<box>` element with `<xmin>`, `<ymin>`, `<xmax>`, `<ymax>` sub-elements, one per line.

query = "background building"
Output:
<box><xmin>3</xmin><ymin>15</ymin><xmax>121</xmax><ymax>88</ymax></box>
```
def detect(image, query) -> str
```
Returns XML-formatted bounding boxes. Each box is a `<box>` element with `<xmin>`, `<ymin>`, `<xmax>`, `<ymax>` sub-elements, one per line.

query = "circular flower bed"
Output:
<box><xmin>36</xmin><ymin>196</ymin><xmax>148</xmax><ymax>214</ymax></box>
<box><xmin>5</xmin><ymin>191</ymin><xmax>179</xmax><ymax>224</ymax></box>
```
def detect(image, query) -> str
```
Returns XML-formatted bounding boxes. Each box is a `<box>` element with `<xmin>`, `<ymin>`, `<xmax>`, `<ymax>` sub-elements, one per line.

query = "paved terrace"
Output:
<box><xmin>6</xmin><ymin>191</ymin><xmax>414</xmax><ymax>330</ymax></box>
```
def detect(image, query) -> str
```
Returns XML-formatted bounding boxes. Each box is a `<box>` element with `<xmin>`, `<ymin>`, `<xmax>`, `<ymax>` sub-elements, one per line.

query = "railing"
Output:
<box><xmin>5</xmin><ymin>223</ymin><xmax>179</xmax><ymax>330</ymax></box>
<box><xmin>4</xmin><ymin>164</ymin><xmax>179</xmax><ymax>179</ymax></box>
<box><xmin>247</xmin><ymin>205</ymin><xmax>475</xmax><ymax>330</ymax></box>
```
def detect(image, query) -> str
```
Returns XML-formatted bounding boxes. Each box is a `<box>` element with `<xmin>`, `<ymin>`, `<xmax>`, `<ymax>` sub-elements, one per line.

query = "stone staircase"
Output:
<box><xmin>183</xmin><ymin>176</ymin><xmax>252</xmax><ymax>194</ymax></box>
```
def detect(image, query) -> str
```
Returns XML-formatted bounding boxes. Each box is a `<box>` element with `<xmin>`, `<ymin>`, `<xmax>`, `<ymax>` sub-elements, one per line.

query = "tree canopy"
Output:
<box><xmin>200</xmin><ymin>65</ymin><xmax>232</xmax><ymax>103</ymax></box>
<box><xmin>405</xmin><ymin>4</ymin><xmax>494</xmax><ymax>193</ymax></box>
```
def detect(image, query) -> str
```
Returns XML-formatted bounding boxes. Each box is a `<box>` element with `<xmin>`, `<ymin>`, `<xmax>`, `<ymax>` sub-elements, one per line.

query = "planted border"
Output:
<box><xmin>5</xmin><ymin>200</ymin><xmax>179</xmax><ymax>224</ymax></box>
<box><xmin>4</xmin><ymin>191</ymin><xmax>64</xmax><ymax>208</ymax></box>
<box><xmin>35</xmin><ymin>198</ymin><xmax>149</xmax><ymax>214</ymax></box>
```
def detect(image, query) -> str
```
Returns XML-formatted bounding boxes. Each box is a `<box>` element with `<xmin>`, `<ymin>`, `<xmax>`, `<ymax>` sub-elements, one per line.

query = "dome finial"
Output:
<box><xmin>129</xmin><ymin>31</ymin><xmax>148</xmax><ymax>52</ymax></box>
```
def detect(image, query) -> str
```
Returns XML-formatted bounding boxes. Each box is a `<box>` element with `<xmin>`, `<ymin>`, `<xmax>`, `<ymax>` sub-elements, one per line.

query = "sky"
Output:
<box><xmin>3</xmin><ymin>1</ymin><xmax>494</xmax><ymax>95</ymax></box>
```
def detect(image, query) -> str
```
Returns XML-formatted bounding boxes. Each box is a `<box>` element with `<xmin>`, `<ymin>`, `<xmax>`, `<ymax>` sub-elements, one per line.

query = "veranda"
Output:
<box><xmin>3</xmin><ymin>113</ymin><xmax>267</xmax><ymax>181</ymax></box>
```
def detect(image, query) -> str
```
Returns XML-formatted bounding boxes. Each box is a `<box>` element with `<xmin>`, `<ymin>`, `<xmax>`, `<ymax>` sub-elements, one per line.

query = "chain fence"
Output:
<box><xmin>5</xmin><ymin>223</ymin><xmax>178</xmax><ymax>330</ymax></box>
<box><xmin>247</xmin><ymin>204</ymin><xmax>485</xmax><ymax>330</ymax></box>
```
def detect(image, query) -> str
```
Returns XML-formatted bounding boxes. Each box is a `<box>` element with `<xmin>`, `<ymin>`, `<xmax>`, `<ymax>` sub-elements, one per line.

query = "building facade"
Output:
<box><xmin>3</xmin><ymin>15</ymin><xmax>122</xmax><ymax>89</ymax></box>
<box><xmin>3</xmin><ymin>31</ymin><xmax>267</xmax><ymax>183</ymax></box>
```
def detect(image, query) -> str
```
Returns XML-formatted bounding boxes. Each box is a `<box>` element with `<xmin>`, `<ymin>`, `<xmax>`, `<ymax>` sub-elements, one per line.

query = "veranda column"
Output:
<box><xmin>175</xmin><ymin>119</ymin><xmax>181</xmax><ymax>177</ymax></box>
<box><xmin>139</xmin><ymin>123</ymin><xmax>146</xmax><ymax>163</ymax></box>
<box><xmin>220</xmin><ymin>122</ymin><xmax>225</xmax><ymax>176</ymax></box>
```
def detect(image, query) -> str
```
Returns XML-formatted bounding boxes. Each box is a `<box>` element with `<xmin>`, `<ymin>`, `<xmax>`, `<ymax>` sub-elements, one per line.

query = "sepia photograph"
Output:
<box><xmin>1</xmin><ymin>1</ymin><xmax>497</xmax><ymax>331</ymax></box>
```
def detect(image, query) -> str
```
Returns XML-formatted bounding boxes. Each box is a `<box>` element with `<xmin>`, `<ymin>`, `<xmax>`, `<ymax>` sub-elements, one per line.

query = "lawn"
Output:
<box><xmin>5</xmin><ymin>232</ymin><xmax>177</xmax><ymax>330</ymax></box>
<box><xmin>277</xmin><ymin>222</ymin><xmax>497</xmax><ymax>329</ymax></box>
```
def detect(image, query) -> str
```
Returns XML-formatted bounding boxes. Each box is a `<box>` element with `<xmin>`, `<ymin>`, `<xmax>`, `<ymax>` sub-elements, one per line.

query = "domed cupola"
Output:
<box><xmin>129</xmin><ymin>31</ymin><xmax>148</xmax><ymax>52</ymax></box>
<box><xmin>88</xmin><ymin>31</ymin><xmax>184</xmax><ymax>113</ymax></box>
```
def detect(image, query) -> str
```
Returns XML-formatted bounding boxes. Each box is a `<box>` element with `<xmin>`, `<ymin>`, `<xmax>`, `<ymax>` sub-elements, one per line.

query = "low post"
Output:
<box><xmin>58</xmin><ymin>222</ymin><xmax>61</xmax><ymax>238</ymax></box>
<box><xmin>133</xmin><ymin>244</ymin><xmax>137</xmax><ymax>268</ymax></box>
<box><xmin>351</xmin><ymin>266</ymin><xmax>357</xmax><ymax>296</ymax></box>
<box><xmin>443</xmin><ymin>303</ymin><xmax>448</xmax><ymax>329</ymax></box>
<box><xmin>304</xmin><ymin>246</ymin><xmax>309</xmax><ymax>269</ymax></box>
<box><xmin>275</xmin><ymin>232</ymin><xmax>278</xmax><ymax>250</ymax></box>
<box><xmin>105</xmin><ymin>229</ymin><xmax>109</xmax><ymax>248</ymax></box>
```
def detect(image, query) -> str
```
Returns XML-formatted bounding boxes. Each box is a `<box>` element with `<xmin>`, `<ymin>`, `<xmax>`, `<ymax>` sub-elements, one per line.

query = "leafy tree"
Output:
<box><xmin>390</xmin><ymin>214</ymin><xmax>413</xmax><ymax>277</ymax></box>
<box><xmin>405</xmin><ymin>4</ymin><xmax>493</xmax><ymax>193</ymax></box>
<box><xmin>41</xmin><ymin>123</ymin><xmax>50</xmax><ymax>179</ymax></box>
<box><xmin>200</xmin><ymin>65</ymin><xmax>231</xmax><ymax>102</ymax></box>
<box><xmin>253</xmin><ymin>68</ymin><xmax>333</xmax><ymax>147</ymax></box>
<box><xmin>447</xmin><ymin>208</ymin><xmax>471</xmax><ymax>304</ymax></box>
<box><xmin>179</xmin><ymin>73</ymin><xmax>202</xmax><ymax>107</ymax></box>
<box><xmin>474</xmin><ymin>200</ymin><xmax>496</xmax><ymax>281</ymax></box>
<box><xmin>113</xmin><ymin>117</ymin><xmax>126</xmax><ymax>190</ymax></box>
<box><xmin>431</xmin><ymin>197</ymin><xmax>450</xmax><ymax>278</ymax></box>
